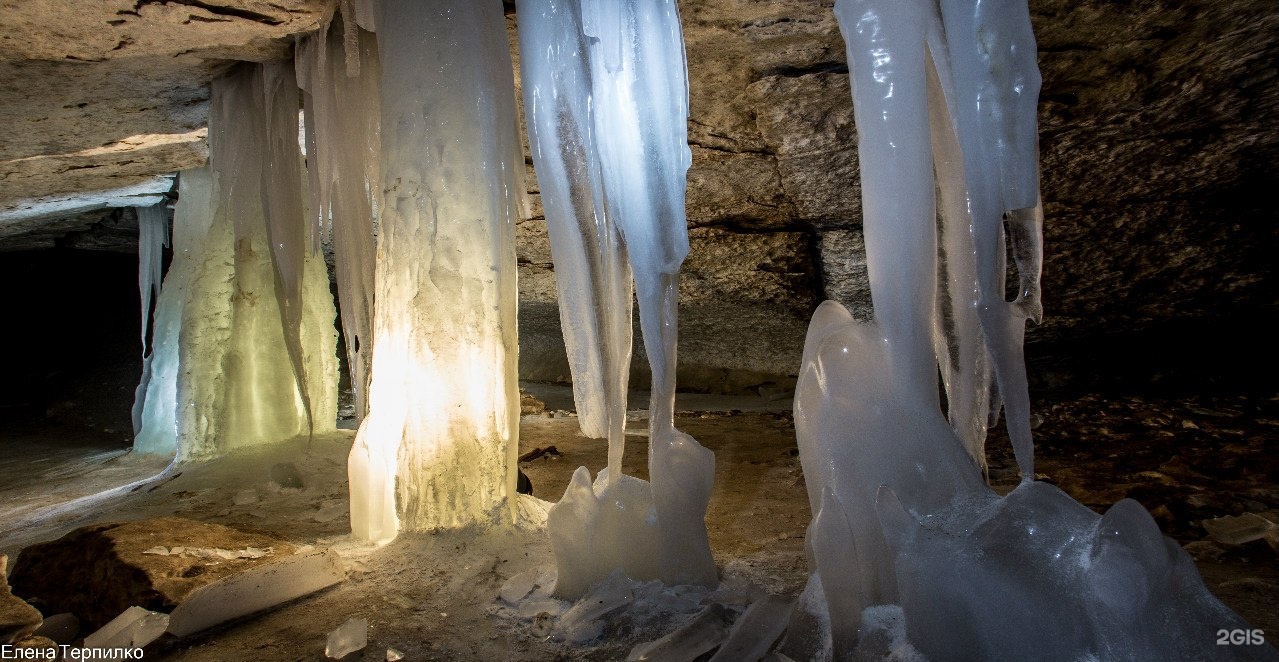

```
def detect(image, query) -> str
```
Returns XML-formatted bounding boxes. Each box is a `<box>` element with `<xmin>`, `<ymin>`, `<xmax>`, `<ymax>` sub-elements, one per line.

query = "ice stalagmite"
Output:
<box><xmin>784</xmin><ymin>1</ymin><xmax>1275</xmax><ymax>659</ymax></box>
<box><xmin>347</xmin><ymin>0</ymin><xmax>521</xmax><ymax>541</ymax></box>
<box><xmin>133</xmin><ymin>64</ymin><xmax>337</xmax><ymax>459</ymax></box>
<box><xmin>296</xmin><ymin>13</ymin><xmax>380</xmax><ymax>422</ymax></box>
<box><xmin>518</xmin><ymin>0</ymin><xmax>715</xmax><ymax>598</ymax></box>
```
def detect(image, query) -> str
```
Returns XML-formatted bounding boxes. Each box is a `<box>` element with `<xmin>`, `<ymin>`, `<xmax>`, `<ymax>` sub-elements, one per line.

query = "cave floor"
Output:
<box><xmin>0</xmin><ymin>388</ymin><xmax>1275</xmax><ymax>660</ymax></box>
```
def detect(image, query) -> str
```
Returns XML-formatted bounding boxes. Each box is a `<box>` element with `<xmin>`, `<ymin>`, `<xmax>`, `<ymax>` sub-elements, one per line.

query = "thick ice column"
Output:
<box><xmin>347</xmin><ymin>0</ymin><xmax>521</xmax><ymax>541</ymax></box>
<box><xmin>297</xmin><ymin>14</ymin><xmax>380</xmax><ymax>422</ymax></box>
<box><xmin>937</xmin><ymin>0</ymin><xmax>1044</xmax><ymax>479</ymax></box>
<box><xmin>585</xmin><ymin>0</ymin><xmax>715</xmax><ymax>590</ymax></box>
<box><xmin>135</xmin><ymin>64</ymin><xmax>338</xmax><ymax>459</ymax></box>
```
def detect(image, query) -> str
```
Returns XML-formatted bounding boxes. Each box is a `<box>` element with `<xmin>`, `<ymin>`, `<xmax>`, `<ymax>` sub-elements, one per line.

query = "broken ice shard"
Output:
<box><xmin>627</xmin><ymin>603</ymin><xmax>735</xmax><ymax>662</ymax></box>
<box><xmin>83</xmin><ymin>606</ymin><xmax>169</xmax><ymax>650</ymax></box>
<box><xmin>325</xmin><ymin>617</ymin><xmax>368</xmax><ymax>659</ymax></box>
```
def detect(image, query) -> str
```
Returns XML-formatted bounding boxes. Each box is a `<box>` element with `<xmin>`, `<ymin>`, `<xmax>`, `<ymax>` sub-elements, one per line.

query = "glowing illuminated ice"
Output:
<box><xmin>346</xmin><ymin>0</ymin><xmax>522</xmax><ymax>540</ymax></box>
<box><xmin>133</xmin><ymin>63</ymin><xmax>337</xmax><ymax>459</ymax></box>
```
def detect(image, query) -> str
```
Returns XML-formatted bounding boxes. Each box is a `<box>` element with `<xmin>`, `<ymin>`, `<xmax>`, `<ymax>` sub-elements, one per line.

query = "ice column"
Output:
<box><xmin>780</xmin><ymin>1</ymin><xmax>1268</xmax><ymax>659</ymax></box>
<box><xmin>347</xmin><ymin>0</ymin><xmax>521</xmax><ymax>541</ymax></box>
<box><xmin>133</xmin><ymin>64</ymin><xmax>337</xmax><ymax>459</ymax></box>
<box><xmin>131</xmin><ymin>203</ymin><xmax>170</xmax><ymax>437</ymax></box>
<box><xmin>518</xmin><ymin>0</ymin><xmax>716</xmax><ymax>597</ymax></box>
<box><xmin>296</xmin><ymin>11</ymin><xmax>380</xmax><ymax>422</ymax></box>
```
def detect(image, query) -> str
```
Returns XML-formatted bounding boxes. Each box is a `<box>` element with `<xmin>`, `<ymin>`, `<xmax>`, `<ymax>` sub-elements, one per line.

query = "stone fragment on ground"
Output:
<box><xmin>166</xmin><ymin>548</ymin><xmax>345</xmax><ymax>637</ymax></box>
<box><xmin>1</xmin><ymin>555</ymin><xmax>43</xmax><ymax>645</ymax></box>
<box><xmin>8</xmin><ymin>517</ymin><xmax>297</xmax><ymax>629</ymax></box>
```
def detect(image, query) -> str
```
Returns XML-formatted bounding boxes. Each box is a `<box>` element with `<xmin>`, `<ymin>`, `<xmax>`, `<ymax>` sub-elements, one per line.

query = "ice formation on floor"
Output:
<box><xmin>786</xmin><ymin>0</ymin><xmax>1276</xmax><ymax>660</ymax></box>
<box><xmin>517</xmin><ymin>0</ymin><xmax>716</xmax><ymax>599</ymax></box>
<box><xmin>346</xmin><ymin>0</ymin><xmax>522</xmax><ymax>541</ymax></box>
<box><xmin>133</xmin><ymin>63</ymin><xmax>337</xmax><ymax>459</ymax></box>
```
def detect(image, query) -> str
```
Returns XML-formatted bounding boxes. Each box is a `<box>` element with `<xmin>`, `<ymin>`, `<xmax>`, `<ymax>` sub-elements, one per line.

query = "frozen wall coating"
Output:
<box><xmin>133</xmin><ymin>64</ymin><xmax>337</xmax><ymax>459</ymax></box>
<box><xmin>785</xmin><ymin>0</ymin><xmax>1272</xmax><ymax>659</ymax></box>
<box><xmin>296</xmin><ymin>14</ymin><xmax>381</xmax><ymax>422</ymax></box>
<box><xmin>518</xmin><ymin>0</ymin><xmax>715</xmax><ymax>597</ymax></box>
<box><xmin>347</xmin><ymin>0</ymin><xmax>521</xmax><ymax>541</ymax></box>
<box><xmin>131</xmin><ymin>203</ymin><xmax>170</xmax><ymax>437</ymax></box>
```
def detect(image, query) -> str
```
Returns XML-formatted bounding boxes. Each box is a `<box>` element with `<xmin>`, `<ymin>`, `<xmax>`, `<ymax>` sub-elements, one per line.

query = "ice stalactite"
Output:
<box><xmin>296</xmin><ymin>12</ymin><xmax>380</xmax><ymax>423</ymax></box>
<box><xmin>518</xmin><ymin>0</ymin><xmax>716</xmax><ymax>598</ymax></box>
<box><xmin>347</xmin><ymin>0</ymin><xmax>521</xmax><ymax>542</ymax></box>
<box><xmin>938</xmin><ymin>0</ymin><xmax>1045</xmax><ymax>481</ymax></box>
<box><xmin>131</xmin><ymin>203</ymin><xmax>170</xmax><ymax>437</ymax></box>
<box><xmin>784</xmin><ymin>1</ymin><xmax>1271</xmax><ymax>660</ymax></box>
<box><xmin>133</xmin><ymin>63</ymin><xmax>337</xmax><ymax>459</ymax></box>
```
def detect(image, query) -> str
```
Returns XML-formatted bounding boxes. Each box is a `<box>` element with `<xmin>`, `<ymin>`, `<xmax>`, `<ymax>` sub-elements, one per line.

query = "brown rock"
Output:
<box><xmin>13</xmin><ymin>635</ymin><xmax>57</xmax><ymax>652</ymax></box>
<box><xmin>9</xmin><ymin>517</ymin><xmax>297</xmax><ymax>630</ymax></box>
<box><xmin>1</xmin><ymin>555</ymin><xmax>43</xmax><ymax>645</ymax></box>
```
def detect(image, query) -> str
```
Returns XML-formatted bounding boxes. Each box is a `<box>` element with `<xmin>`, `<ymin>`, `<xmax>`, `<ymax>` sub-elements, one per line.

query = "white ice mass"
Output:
<box><xmin>345</xmin><ymin>0</ymin><xmax>523</xmax><ymax>540</ymax></box>
<box><xmin>784</xmin><ymin>0</ymin><xmax>1276</xmax><ymax>660</ymax></box>
<box><xmin>133</xmin><ymin>63</ymin><xmax>337</xmax><ymax>459</ymax></box>
<box><xmin>517</xmin><ymin>0</ymin><xmax>716</xmax><ymax>598</ymax></box>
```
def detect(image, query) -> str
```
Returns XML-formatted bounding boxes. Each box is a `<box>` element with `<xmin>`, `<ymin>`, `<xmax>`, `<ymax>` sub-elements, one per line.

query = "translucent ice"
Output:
<box><xmin>82</xmin><ymin>606</ymin><xmax>168</xmax><ymax>650</ymax></box>
<box><xmin>552</xmin><ymin>570</ymin><xmax>634</xmax><ymax>644</ymax></box>
<box><xmin>518</xmin><ymin>0</ymin><xmax>715</xmax><ymax>598</ymax></box>
<box><xmin>707</xmin><ymin>596</ymin><xmax>792</xmax><ymax>662</ymax></box>
<box><xmin>167</xmin><ymin>549</ymin><xmax>345</xmax><ymax>637</ymax></box>
<box><xmin>296</xmin><ymin>13</ymin><xmax>380</xmax><ymax>421</ymax></box>
<box><xmin>627</xmin><ymin>603</ymin><xmax>735</xmax><ymax>662</ymax></box>
<box><xmin>517</xmin><ymin>0</ymin><xmax>632</xmax><ymax>474</ymax></box>
<box><xmin>325</xmin><ymin>617</ymin><xmax>368</xmax><ymax>659</ymax></box>
<box><xmin>347</xmin><ymin>0</ymin><xmax>522</xmax><ymax>540</ymax></box>
<box><xmin>797</xmin><ymin>304</ymin><xmax>1272</xmax><ymax>660</ymax></box>
<box><xmin>132</xmin><ymin>62</ymin><xmax>338</xmax><ymax>459</ymax></box>
<box><xmin>131</xmin><ymin>203</ymin><xmax>170</xmax><ymax>437</ymax></box>
<box><xmin>1203</xmin><ymin>512</ymin><xmax>1278</xmax><ymax>546</ymax></box>
<box><xmin>788</xmin><ymin>1</ymin><xmax>1275</xmax><ymax>658</ymax></box>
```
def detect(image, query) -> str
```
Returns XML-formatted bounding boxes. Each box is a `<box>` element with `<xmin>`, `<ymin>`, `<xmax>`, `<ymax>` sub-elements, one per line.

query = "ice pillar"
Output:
<box><xmin>347</xmin><ymin>0</ymin><xmax>521</xmax><ymax>541</ymax></box>
<box><xmin>131</xmin><ymin>203</ymin><xmax>170</xmax><ymax>438</ymax></box>
<box><xmin>518</xmin><ymin>0</ymin><xmax>716</xmax><ymax>597</ymax></box>
<box><xmin>133</xmin><ymin>63</ymin><xmax>338</xmax><ymax>459</ymax></box>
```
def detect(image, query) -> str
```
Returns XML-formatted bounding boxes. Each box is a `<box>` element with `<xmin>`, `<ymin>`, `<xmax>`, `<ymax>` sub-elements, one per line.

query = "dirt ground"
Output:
<box><xmin>1</xmin><ymin>386</ymin><xmax>1275</xmax><ymax>660</ymax></box>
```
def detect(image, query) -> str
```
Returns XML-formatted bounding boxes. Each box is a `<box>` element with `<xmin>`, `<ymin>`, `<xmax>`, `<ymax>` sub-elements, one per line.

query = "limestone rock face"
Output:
<box><xmin>0</xmin><ymin>555</ymin><xmax>43</xmax><ymax>645</ymax></box>
<box><xmin>8</xmin><ymin>517</ymin><xmax>297</xmax><ymax>630</ymax></box>
<box><xmin>0</xmin><ymin>0</ymin><xmax>1275</xmax><ymax>388</ymax></box>
<box><xmin>0</xmin><ymin>0</ymin><xmax>329</xmax><ymax>219</ymax></box>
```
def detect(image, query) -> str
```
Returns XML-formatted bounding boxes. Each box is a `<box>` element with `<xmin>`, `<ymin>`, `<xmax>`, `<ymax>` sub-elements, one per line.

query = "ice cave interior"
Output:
<box><xmin>0</xmin><ymin>0</ymin><xmax>1276</xmax><ymax>661</ymax></box>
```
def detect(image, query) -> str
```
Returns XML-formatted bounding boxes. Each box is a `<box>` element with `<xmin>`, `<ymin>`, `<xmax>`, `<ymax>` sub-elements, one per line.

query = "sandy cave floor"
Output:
<box><xmin>0</xmin><ymin>385</ymin><xmax>1276</xmax><ymax>660</ymax></box>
